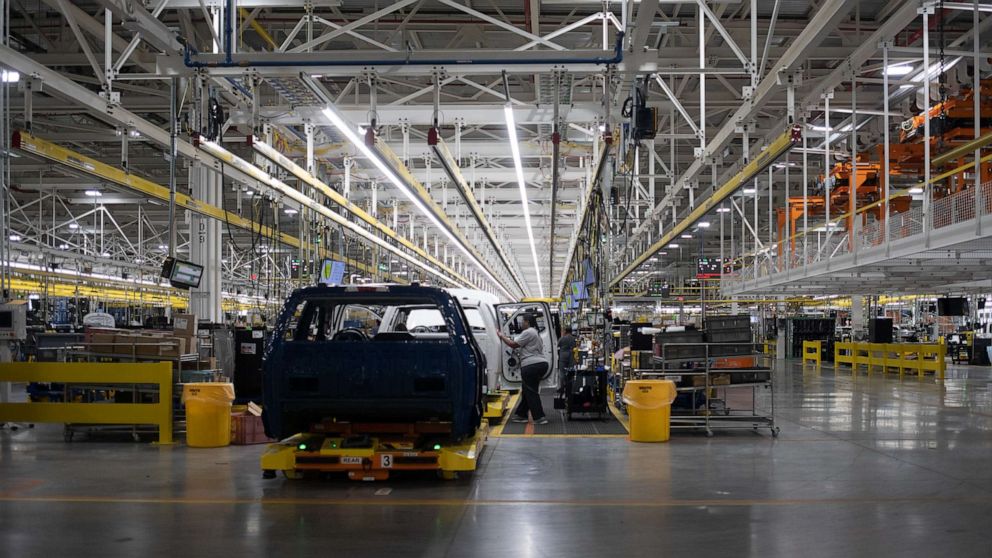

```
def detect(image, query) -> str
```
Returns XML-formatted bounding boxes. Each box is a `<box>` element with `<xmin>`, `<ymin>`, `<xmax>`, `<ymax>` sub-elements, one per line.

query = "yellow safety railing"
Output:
<box><xmin>0</xmin><ymin>362</ymin><xmax>173</xmax><ymax>443</ymax></box>
<box><xmin>763</xmin><ymin>341</ymin><xmax>777</xmax><ymax>356</ymax></box>
<box><xmin>802</xmin><ymin>340</ymin><xmax>822</xmax><ymax>366</ymax></box>
<box><xmin>834</xmin><ymin>342</ymin><xmax>945</xmax><ymax>380</ymax></box>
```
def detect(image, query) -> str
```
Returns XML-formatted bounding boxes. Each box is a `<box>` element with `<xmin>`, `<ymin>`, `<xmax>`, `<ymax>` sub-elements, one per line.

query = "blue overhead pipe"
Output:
<box><xmin>184</xmin><ymin>31</ymin><xmax>625</xmax><ymax>69</ymax></box>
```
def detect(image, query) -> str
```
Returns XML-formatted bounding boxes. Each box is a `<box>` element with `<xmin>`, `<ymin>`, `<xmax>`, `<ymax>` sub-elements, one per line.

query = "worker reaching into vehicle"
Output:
<box><xmin>498</xmin><ymin>313</ymin><xmax>550</xmax><ymax>425</ymax></box>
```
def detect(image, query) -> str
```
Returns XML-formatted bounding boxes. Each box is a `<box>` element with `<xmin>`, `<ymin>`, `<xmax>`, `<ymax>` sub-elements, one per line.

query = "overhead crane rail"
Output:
<box><xmin>610</xmin><ymin>125</ymin><xmax>802</xmax><ymax>288</ymax></box>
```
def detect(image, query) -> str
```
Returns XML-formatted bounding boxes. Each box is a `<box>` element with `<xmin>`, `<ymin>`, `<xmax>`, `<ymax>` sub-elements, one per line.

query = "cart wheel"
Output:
<box><xmin>132</xmin><ymin>432</ymin><xmax>141</xmax><ymax>442</ymax></box>
<box><xmin>282</xmin><ymin>469</ymin><xmax>304</xmax><ymax>480</ymax></box>
<box><xmin>772</xmin><ymin>427</ymin><xmax>780</xmax><ymax>438</ymax></box>
<box><xmin>440</xmin><ymin>470</ymin><xmax>458</xmax><ymax>480</ymax></box>
<box><xmin>262</xmin><ymin>470</ymin><xmax>276</xmax><ymax>479</ymax></box>
<box><xmin>63</xmin><ymin>427</ymin><xmax>74</xmax><ymax>443</ymax></box>
<box><xmin>705</xmin><ymin>430</ymin><xmax>714</xmax><ymax>438</ymax></box>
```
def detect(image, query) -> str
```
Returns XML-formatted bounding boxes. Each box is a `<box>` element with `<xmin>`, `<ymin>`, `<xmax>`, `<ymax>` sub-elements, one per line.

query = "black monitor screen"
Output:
<box><xmin>696</xmin><ymin>257</ymin><xmax>722</xmax><ymax>279</ymax></box>
<box><xmin>937</xmin><ymin>297</ymin><xmax>969</xmax><ymax>316</ymax></box>
<box><xmin>169</xmin><ymin>259</ymin><xmax>204</xmax><ymax>289</ymax></box>
<box><xmin>0</xmin><ymin>311</ymin><xmax>11</xmax><ymax>328</ymax></box>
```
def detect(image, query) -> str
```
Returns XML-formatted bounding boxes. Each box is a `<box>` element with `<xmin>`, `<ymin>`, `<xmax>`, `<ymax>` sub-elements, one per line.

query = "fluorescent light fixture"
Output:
<box><xmin>884</xmin><ymin>64</ymin><xmax>913</xmax><ymax>76</ymax></box>
<box><xmin>910</xmin><ymin>57</ymin><xmax>961</xmax><ymax>83</ymax></box>
<box><xmin>908</xmin><ymin>186</ymin><xmax>924</xmax><ymax>194</ymax></box>
<box><xmin>899</xmin><ymin>84</ymin><xmax>915</xmax><ymax>90</ymax></box>
<box><xmin>158</xmin><ymin>244</ymin><xmax>168</xmax><ymax>250</ymax></box>
<box><xmin>681</xmin><ymin>234</ymin><xmax>692</xmax><ymax>239</ymax></box>
<box><xmin>101</xmin><ymin>252</ymin><xmax>111</xmax><ymax>257</ymax></box>
<box><xmin>284</xmin><ymin>208</ymin><xmax>299</xmax><ymax>215</ymax></box>
<box><xmin>697</xmin><ymin>222</ymin><xmax>710</xmax><ymax>228</ymax></box>
<box><xmin>503</xmin><ymin>104</ymin><xmax>545</xmax><ymax>298</ymax></box>
<box><xmin>9</xmin><ymin>234</ymin><xmax>21</xmax><ymax>241</ymax></box>
<box><xmin>58</xmin><ymin>243</ymin><xmax>69</xmax><ymax>249</ymax></box>
<box><xmin>658</xmin><ymin>251</ymin><xmax>667</xmax><ymax>256</ymax></box>
<box><xmin>597</xmin><ymin>123</ymin><xmax>607</xmax><ymax>132</ymax></box>
<box><xmin>716</xmin><ymin>207</ymin><xmax>730</xmax><ymax>213</ymax></box>
<box><xmin>320</xmin><ymin>106</ymin><xmax>513</xmax><ymax>299</ymax></box>
<box><xmin>743</xmin><ymin>188</ymin><xmax>756</xmax><ymax>194</ymax></box>
<box><xmin>1</xmin><ymin>70</ymin><xmax>19</xmax><ymax>83</ymax></box>
<box><xmin>668</xmin><ymin>243</ymin><xmax>679</xmax><ymax>248</ymax></box>
<box><xmin>68</xmin><ymin>222</ymin><xmax>79</xmax><ymax>230</ymax></box>
<box><xmin>84</xmin><ymin>189</ymin><xmax>102</xmax><ymax>197</ymax></box>
<box><xmin>810</xmin><ymin>124</ymin><xmax>852</xmax><ymax>133</ymax></box>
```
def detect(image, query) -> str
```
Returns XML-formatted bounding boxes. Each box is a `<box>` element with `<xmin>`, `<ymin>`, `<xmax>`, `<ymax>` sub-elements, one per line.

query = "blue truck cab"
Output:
<box><xmin>262</xmin><ymin>284</ymin><xmax>486</xmax><ymax>440</ymax></box>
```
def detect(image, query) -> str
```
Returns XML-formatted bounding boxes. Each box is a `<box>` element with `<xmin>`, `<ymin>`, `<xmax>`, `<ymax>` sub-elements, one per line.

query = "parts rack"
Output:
<box><xmin>642</xmin><ymin>343</ymin><xmax>778</xmax><ymax>437</ymax></box>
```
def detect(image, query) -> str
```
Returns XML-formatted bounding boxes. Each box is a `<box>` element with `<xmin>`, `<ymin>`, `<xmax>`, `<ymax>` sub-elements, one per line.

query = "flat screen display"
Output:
<box><xmin>582</xmin><ymin>258</ymin><xmax>596</xmax><ymax>286</ymax></box>
<box><xmin>161</xmin><ymin>257</ymin><xmax>203</xmax><ymax>289</ymax></box>
<box><xmin>937</xmin><ymin>297</ymin><xmax>969</xmax><ymax>316</ymax></box>
<box><xmin>696</xmin><ymin>257</ymin><xmax>722</xmax><ymax>279</ymax></box>
<box><xmin>571</xmin><ymin>281</ymin><xmax>589</xmax><ymax>300</ymax></box>
<box><xmin>318</xmin><ymin>259</ymin><xmax>347</xmax><ymax>285</ymax></box>
<box><xmin>648</xmin><ymin>280</ymin><xmax>669</xmax><ymax>297</ymax></box>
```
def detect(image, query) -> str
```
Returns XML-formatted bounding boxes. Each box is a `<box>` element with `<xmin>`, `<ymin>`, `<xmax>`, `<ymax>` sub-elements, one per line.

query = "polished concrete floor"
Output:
<box><xmin>2</xmin><ymin>361</ymin><xmax>992</xmax><ymax>557</ymax></box>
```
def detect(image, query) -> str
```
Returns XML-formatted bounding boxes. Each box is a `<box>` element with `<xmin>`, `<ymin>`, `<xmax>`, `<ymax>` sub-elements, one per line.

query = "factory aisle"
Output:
<box><xmin>1</xmin><ymin>361</ymin><xmax>991</xmax><ymax>557</ymax></box>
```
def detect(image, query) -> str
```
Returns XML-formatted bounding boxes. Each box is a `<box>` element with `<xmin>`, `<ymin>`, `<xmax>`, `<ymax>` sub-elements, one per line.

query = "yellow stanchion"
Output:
<box><xmin>802</xmin><ymin>340</ymin><xmax>821</xmax><ymax>366</ymax></box>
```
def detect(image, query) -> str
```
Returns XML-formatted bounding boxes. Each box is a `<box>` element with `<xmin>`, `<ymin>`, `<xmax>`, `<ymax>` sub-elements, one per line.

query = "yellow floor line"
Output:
<box><xmin>0</xmin><ymin>495</ymin><xmax>984</xmax><ymax>508</ymax></box>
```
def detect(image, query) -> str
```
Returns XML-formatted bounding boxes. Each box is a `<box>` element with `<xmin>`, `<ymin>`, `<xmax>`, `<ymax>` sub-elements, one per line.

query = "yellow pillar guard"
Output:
<box><xmin>802</xmin><ymin>340</ymin><xmax>821</xmax><ymax>366</ymax></box>
<box><xmin>0</xmin><ymin>362</ymin><xmax>174</xmax><ymax>444</ymax></box>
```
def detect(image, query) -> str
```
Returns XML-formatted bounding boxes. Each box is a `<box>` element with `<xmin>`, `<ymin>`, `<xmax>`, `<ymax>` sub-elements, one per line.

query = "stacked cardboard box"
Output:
<box><xmin>86</xmin><ymin>328</ymin><xmax>124</xmax><ymax>354</ymax></box>
<box><xmin>171</xmin><ymin>313</ymin><xmax>198</xmax><ymax>359</ymax></box>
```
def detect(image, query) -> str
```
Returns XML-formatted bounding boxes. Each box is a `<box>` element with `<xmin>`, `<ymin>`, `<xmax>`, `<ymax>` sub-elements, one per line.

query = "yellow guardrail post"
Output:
<box><xmin>835</xmin><ymin>341</ymin><xmax>852</xmax><ymax>371</ymax></box>
<box><xmin>0</xmin><ymin>362</ymin><xmax>174</xmax><ymax>444</ymax></box>
<box><xmin>802</xmin><ymin>340</ymin><xmax>821</xmax><ymax>366</ymax></box>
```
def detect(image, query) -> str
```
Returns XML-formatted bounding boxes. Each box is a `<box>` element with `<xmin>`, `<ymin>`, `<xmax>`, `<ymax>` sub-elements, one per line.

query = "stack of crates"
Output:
<box><xmin>703</xmin><ymin>316</ymin><xmax>754</xmax><ymax>357</ymax></box>
<box><xmin>653</xmin><ymin>329</ymin><xmax>706</xmax><ymax>360</ymax></box>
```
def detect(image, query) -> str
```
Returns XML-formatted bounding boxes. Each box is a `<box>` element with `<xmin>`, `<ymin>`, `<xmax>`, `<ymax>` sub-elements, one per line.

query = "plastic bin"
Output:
<box><xmin>622</xmin><ymin>380</ymin><xmax>677</xmax><ymax>442</ymax></box>
<box><xmin>182</xmin><ymin>383</ymin><xmax>236</xmax><ymax>448</ymax></box>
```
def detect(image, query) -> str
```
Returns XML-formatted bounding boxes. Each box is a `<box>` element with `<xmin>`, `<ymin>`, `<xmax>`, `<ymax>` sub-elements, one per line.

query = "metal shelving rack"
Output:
<box><xmin>641</xmin><ymin>343</ymin><xmax>778</xmax><ymax>437</ymax></box>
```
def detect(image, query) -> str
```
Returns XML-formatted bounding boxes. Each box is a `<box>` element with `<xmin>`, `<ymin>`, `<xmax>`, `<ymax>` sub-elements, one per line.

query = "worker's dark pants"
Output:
<box><xmin>515</xmin><ymin>362</ymin><xmax>549</xmax><ymax>420</ymax></box>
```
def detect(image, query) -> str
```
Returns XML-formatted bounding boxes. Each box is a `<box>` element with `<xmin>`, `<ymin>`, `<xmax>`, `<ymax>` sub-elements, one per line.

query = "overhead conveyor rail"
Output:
<box><xmin>193</xmin><ymin>135</ymin><xmax>474</xmax><ymax>289</ymax></box>
<box><xmin>247</xmin><ymin>135</ymin><xmax>476</xmax><ymax>289</ymax></box>
<box><xmin>10</xmin><ymin>130</ymin><xmax>402</xmax><ymax>284</ymax></box>
<box><xmin>428</xmin><ymin>130</ymin><xmax>527</xmax><ymax>297</ymax></box>
<box><xmin>370</xmin><ymin>136</ymin><xmax>519</xmax><ymax>298</ymax></box>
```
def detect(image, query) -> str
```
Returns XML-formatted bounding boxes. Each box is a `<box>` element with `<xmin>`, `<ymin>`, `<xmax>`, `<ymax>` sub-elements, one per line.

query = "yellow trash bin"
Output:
<box><xmin>182</xmin><ymin>383</ymin><xmax>236</xmax><ymax>448</ymax></box>
<box><xmin>622</xmin><ymin>380</ymin><xmax>677</xmax><ymax>442</ymax></box>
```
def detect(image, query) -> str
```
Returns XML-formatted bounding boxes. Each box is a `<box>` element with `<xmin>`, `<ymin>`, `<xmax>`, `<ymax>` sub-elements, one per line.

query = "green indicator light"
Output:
<box><xmin>297</xmin><ymin>443</ymin><xmax>308</xmax><ymax>451</ymax></box>
<box><xmin>433</xmin><ymin>444</ymin><xmax>442</xmax><ymax>451</ymax></box>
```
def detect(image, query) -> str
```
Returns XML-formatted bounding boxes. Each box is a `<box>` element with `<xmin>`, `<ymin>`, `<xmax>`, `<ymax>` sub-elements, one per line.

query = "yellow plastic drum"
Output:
<box><xmin>182</xmin><ymin>383</ymin><xmax>236</xmax><ymax>448</ymax></box>
<box><xmin>622</xmin><ymin>380</ymin><xmax>677</xmax><ymax>442</ymax></box>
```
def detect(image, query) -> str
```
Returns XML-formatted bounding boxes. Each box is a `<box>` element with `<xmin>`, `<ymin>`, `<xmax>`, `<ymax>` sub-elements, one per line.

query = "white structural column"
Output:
<box><xmin>189</xmin><ymin>164</ymin><xmax>223</xmax><ymax>323</ymax></box>
<box><xmin>851</xmin><ymin>296</ymin><xmax>864</xmax><ymax>337</ymax></box>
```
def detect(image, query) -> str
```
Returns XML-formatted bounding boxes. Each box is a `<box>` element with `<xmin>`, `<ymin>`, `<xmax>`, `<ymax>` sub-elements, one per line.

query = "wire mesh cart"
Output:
<box><xmin>643</xmin><ymin>343</ymin><xmax>778</xmax><ymax>437</ymax></box>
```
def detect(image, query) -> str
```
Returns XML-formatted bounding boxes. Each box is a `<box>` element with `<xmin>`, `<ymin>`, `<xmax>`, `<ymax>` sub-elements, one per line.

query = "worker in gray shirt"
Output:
<box><xmin>558</xmin><ymin>325</ymin><xmax>577</xmax><ymax>371</ymax></box>
<box><xmin>498</xmin><ymin>313</ymin><xmax>549</xmax><ymax>424</ymax></box>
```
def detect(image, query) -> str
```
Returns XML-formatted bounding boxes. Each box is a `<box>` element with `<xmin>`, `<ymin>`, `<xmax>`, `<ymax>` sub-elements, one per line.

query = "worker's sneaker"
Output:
<box><xmin>511</xmin><ymin>416</ymin><xmax>529</xmax><ymax>423</ymax></box>
<box><xmin>534</xmin><ymin>417</ymin><xmax>550</xmax><ymax>425</ymax></box>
